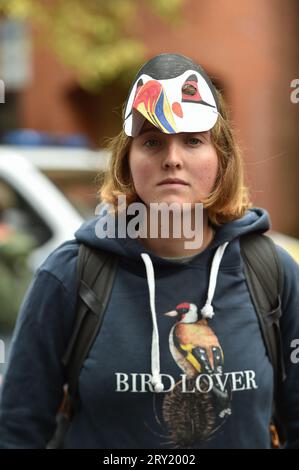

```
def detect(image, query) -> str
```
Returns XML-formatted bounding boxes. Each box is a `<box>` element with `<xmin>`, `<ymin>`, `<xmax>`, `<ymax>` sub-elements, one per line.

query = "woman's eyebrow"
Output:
<box><xmin>179</xmin><ymin>131</ymin><xmax>209</xmax><ymax>140</ymax></box>
<box><xmin>137</xmin><ymin>128</ymin><xmax>210</xmax><ymax>138</ymax></box>
<box><xmin>138</xmin><ymin>127</ymin><xmax>162</xmax><ymax>136</ymax></box>
<box><xmin>191</xmin><ymin>131</ymin><xmax>211</xmax><ymax>140</ymax></box>
<box><xmin>190</xmin><ymin>130</ymin><xmax>209</xmax><ymax>136</ymax></box>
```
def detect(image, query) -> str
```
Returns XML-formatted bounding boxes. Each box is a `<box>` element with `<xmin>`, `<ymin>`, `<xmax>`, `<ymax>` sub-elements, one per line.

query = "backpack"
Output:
<box><xmin>47</xmin><ymin>232</ymin><xmax>286</xmax><ymax>449</ymax></box>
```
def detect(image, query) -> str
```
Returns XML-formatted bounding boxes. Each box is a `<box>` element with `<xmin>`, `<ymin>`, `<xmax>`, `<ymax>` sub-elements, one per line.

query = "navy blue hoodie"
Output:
<box><xmin>0</xmin><ymin>207</ymin><xmax>298</xmax><ymax>449</ymax></box>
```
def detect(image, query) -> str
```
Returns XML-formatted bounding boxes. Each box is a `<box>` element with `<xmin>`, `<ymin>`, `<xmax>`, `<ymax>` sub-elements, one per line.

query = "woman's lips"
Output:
<box><xmin>158</xmin><ymin>183</ymin><xmax>188</xmax><ymax>188</ymax></box>
<box><xmin>157</xmin><ymin>178</ymin><xmax>189</xmax><ymax>186</ymax></box>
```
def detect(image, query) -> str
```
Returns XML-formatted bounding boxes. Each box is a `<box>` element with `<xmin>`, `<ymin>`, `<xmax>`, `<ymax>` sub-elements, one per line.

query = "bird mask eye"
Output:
<box><xmin>181</xmin><ymin>75</ymin><xmax>202</xmax><ymax>103</ymax></box>
<box><xmin>182</xmin><ymin>83</ymin><xmax>197</xmax><ymax>96</ymax></box>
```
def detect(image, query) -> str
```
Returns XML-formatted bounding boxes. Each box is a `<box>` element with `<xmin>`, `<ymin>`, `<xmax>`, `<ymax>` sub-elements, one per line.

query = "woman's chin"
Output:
<box><xmin>147</xmin><ymin>197</ymin><xmax>189</xmax><ymax>207</ymax></box>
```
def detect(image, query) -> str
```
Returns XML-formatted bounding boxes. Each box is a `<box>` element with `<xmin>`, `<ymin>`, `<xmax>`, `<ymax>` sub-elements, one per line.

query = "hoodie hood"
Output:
<box><xmin>75</xmin><ymin>205</ymin><xmax>270</xmax><ymax>264</ymax></box>
<box><xmin>75</xmin><ymin>205</ymin><xmax>271</xmax><ymax>394</ymax></box>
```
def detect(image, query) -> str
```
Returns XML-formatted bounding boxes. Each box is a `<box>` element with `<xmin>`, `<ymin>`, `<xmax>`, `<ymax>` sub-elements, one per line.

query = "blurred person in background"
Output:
<box><xmin>0</xmin><ymin>53</ymin><xmax>298</xmax><ymax>450</ymax></box>
<box><xmin>0</xmin><ymin>183</ymin><xmax>35</xmax><ymax>332</ymax></box>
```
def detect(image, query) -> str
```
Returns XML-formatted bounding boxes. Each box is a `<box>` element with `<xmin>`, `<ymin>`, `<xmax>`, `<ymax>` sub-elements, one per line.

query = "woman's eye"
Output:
<box><xmin>188</xmin><ymin>137</ymin><xmax>202</xmax><ymax>146</ymax></box>
<box><xmin>144</xmin><ymin>138</ymin><xmax>160</xmax><ymax>148</ymax></box>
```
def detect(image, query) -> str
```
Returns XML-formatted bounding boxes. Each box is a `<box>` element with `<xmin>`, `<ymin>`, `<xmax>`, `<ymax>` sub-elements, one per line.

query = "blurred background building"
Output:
<box><xmin>0</xmin><ymin>0</ymin><xmax>299</xmax><ymax>382</ymax></box>
<box><xmin>1</xmin><ymin>0</ymin><xmax>298</xmax><ymax>235</ymax></box>
<box><xmin>0</xmin><ymin>0</ymin><xmax>299</xmax><ymax>375</ymax></box>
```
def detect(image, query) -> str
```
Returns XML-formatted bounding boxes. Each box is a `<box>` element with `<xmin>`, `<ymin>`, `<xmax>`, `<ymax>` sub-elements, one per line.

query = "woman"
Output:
<box><xmin>0</xmin><ymin>53</ymin><xmax>298</xmax><ymax>449</ymax></box>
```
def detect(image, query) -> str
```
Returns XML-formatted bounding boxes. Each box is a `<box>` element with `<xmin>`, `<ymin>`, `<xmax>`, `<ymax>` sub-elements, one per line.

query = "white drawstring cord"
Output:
<box><xmin>201</xmin><ymin>242</ymin><xmax>229</xmax><ymax>319</ymax></box>
<box><xmin>141</xmin><ymin>253</ymin><xmax>164</xmax><ymax>393</ymax></box>
<box><xmin>141</xmin><ymin>242</ymin><xmax>229</xmax><ymax>391</ymax></box>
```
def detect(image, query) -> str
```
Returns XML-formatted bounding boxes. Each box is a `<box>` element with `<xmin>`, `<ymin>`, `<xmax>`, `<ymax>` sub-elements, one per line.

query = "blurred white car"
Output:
<box><xmin>0</xmin><ymin>146</ymin><xmax>109</xmax><ymax>270</ymax></box>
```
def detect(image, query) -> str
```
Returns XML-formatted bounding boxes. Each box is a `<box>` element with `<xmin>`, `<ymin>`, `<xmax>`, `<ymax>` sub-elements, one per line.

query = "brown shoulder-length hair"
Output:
<box><xmin>99</xmin><ymin>89</ymin><xmax>252</xmax><ymax>226</ymax></box>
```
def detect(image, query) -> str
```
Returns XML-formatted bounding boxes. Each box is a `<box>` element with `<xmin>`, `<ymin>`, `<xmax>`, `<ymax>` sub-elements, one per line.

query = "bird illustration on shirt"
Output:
<box><xmin>161</xmin><ymin>301</ymin><xmax>232</xmax><ymax>448</ymax></box>
<box><xmin>165</xmin><ymin>302</ymin><xmax>224</xmax><ymax>379</ymax></box>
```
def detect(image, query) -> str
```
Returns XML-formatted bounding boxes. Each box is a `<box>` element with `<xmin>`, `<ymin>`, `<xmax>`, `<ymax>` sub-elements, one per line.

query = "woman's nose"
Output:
<box><xmin>162</xmin><ymin>142</ymin><xmax>183</xmax><ymax>169</ymax></box>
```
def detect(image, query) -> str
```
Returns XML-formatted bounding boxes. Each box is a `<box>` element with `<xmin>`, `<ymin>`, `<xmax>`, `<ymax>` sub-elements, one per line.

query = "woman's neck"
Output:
<box><xmin>137</xmin><ymin>209</ymin><xmax>215</xmax><ymax>258</ymax></box>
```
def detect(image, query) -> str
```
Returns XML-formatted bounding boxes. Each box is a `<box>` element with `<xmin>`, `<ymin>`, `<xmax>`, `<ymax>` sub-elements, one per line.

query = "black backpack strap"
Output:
<box><xmin>240</xmin><ymin>233</ymin><xmax>287</xmax><ymax>442</ymax></box>
<box><xmin>62</xmin><ymin>244</ymin><xmax>119</xmax><ymax>402</ymax></box>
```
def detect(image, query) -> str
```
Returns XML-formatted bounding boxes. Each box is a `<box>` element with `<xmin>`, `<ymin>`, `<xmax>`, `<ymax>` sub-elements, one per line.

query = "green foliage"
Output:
<box><xmin>0</xmin><ymin>0</ymin><xmax>183</xmax><ymax>91</ymax></box>
<box><xmin>148</xmin><ymin>0</ymin><xmax>183</xmax><ymax>21</ymax></box>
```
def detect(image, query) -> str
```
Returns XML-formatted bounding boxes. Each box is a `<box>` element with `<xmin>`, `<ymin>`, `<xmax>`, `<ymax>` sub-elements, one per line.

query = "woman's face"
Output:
<box><xmin>128</xmin><ymin>121</ymin><xmax>219</xmax><ymax>207</ymax></box>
